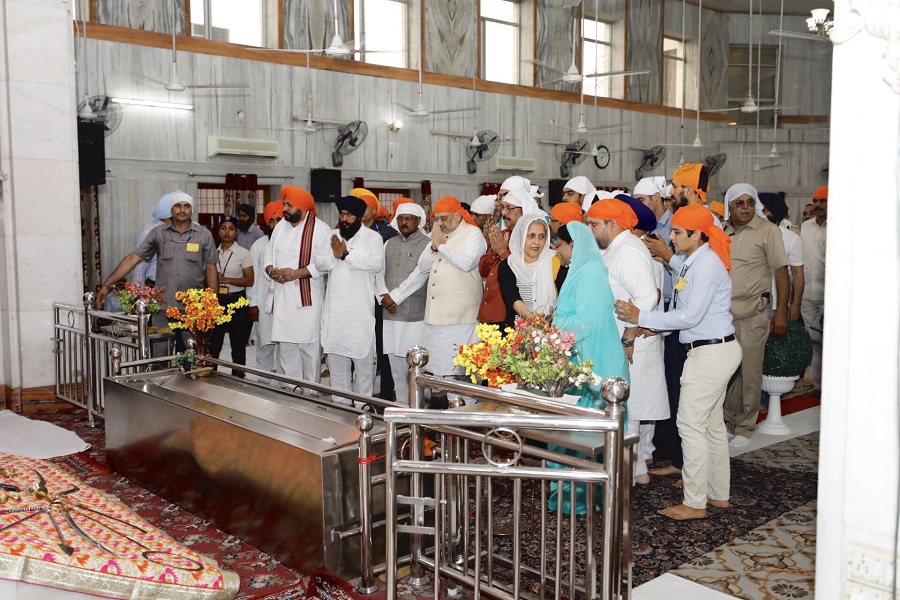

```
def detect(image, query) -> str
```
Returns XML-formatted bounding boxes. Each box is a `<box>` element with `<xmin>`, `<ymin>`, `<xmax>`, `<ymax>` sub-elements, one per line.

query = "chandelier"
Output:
<box><xmin>807</xmin><ymin>8</ymin><xmax>833</xmax><ymax>37</ymax></box>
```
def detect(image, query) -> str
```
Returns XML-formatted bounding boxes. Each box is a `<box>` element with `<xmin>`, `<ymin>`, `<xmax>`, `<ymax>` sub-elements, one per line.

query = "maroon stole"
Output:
<box><xmin>297</xmin><ymin>211</ymin><xmax>316</xmax><ymax>307</ymax></box>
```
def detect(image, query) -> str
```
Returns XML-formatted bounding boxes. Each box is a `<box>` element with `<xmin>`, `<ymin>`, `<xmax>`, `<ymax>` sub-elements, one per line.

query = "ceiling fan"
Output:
<box><xmin>263</xmin><ymin>0</ymin><xmax>389</xmax><ymax>58</ymax></box>
<box><xmin>770</xmin><ymin>8</ymin><xmax>833</xmax><ymax>43</ymax></box>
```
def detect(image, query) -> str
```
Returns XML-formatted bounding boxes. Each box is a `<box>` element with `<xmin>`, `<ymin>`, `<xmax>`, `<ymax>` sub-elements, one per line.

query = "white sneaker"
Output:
<box><xmin>729</xmin><ymin>435</ymin><xmax>750</xmax><ymax>448</ymax></box>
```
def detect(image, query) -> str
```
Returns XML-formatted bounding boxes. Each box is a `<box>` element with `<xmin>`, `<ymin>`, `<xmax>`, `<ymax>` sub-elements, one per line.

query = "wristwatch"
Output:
<box><xmin>621</xmin><ymin>337</ymin><xmax>634</xmax><ymax>348</ymax></box>
<box><xmin>340</xmin><ymin>250</ymin><xmax>349</xmax><ymax>260</ymax></box>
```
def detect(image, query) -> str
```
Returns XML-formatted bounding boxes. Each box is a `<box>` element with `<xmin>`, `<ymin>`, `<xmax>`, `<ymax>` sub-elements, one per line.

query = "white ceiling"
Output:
<box><xmin>698</xmin><ymin>0</ymin><xmax>832</xmax><ymax>15</ymax></box>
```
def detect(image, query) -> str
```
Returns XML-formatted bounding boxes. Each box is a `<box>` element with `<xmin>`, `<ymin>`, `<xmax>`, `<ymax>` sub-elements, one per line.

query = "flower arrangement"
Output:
<box><xmin>763</xmin><ymin>318</ymin><xmax>813</xmax><ymax>378</ymax></box>
<box><xmin>113</xmin><ymin>281</ymin><xmax>165</xmax><ymax>315</ymax></box>
<box><xmin>165</xmin><ymin>288</ymin><xmax>249</xmax><ymax>332</ymax></box>
<box><xmin>455</xmin><ymin>315</ymin><xmax>600</xmax><ymax>397</ymax></box>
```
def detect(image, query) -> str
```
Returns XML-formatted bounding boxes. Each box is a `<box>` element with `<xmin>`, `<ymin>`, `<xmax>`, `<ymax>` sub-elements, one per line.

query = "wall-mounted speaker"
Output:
<box><xmin>77</xmin><ymin>121</ymin><xmax>106</xmax><ymax>186</ymax></box>
<box><xmin>548</xmin><ymin>179</ymin><xmax>568</xmax><ymax>207</ymax></box>
<box><xmin>310</xmin><ymin>168</ymin><xmax>341</xmax><ymax>203</ymax></box>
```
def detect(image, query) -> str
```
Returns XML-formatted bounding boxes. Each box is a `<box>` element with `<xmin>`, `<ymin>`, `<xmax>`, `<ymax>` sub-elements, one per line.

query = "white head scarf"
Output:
<box><xmin>153</xmin><ymin>191</ymin><xmax>184</xmax><ymax>219</ymax></box>
<box><xmin>564</xmin><ymin>176</ymin><xmax>595</xmax><ymax>196</ymax></box>
<box><xmin>169</xmin><ymin>191</ymin><xmax>194</xmax><ymax>210</ymax></box>
<box><xmin>723</xmin><ymin>183</ymin><xmax>766</xmax><ymax>221</ymax></box>
<box><xmin>503</xmin><ymin>187</ymin><xmax>540</xmax><ymax>216</ymax></box>
<box><xmin>633</xmin><ymin>176</ymin><xmax>667</xmax><ymax>197</ymax></box>
<box><xmin>581</xmin><ymin>189</ymin><xmax>614</xmax><ymax>212</ymax></box>
<box><xmin>530</xmin><ymin>185</ymin><xmax>544</xmax><ymax>199</ymax></box>
<box><xmin>500</xmin><ymin>176</ymin><xmax>531</xmax><ymax>195</ymax></box>
<box><xmin>389</xmin><ymin>203</ymin><xmax>427</xmax><ymax>233</ymax></box>
<box><xmin>507</xmin><ymin>213</ymin><xmax>557</xmax><ymax>314</ymax></box>
<box><xmin>469</xmin><ymin>194</ymin><xmax>496</xmax><ymax>215</ymax></box>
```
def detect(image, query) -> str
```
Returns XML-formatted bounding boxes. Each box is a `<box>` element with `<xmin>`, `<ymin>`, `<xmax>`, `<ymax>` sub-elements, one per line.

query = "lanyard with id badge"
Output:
<box><xmin>218</xmin><ymin>250</ymin><xmax>232</xmax><ymax>295</ymax></box>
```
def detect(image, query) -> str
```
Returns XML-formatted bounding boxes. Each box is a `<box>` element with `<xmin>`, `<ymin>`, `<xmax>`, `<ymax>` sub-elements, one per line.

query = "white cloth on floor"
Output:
<box><xmin>0</xmin><ymin>410</ymin><xmax>90</xmax><ymax>458</ymax></box>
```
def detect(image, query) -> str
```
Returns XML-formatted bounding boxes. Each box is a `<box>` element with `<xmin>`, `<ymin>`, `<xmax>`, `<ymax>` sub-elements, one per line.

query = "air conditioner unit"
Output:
<box><xmin>207</xmin><ymin>135</ymin><xmax>279</xmax><ymax>158</ymax></box>
<box><xmin>488</xmin><ymin>155</ymin><xmax>537</xmax><ymax>172</ymax></box>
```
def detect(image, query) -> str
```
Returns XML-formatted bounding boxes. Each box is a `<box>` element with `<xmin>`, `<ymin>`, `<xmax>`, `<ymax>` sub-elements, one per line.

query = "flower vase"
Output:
<box><xmin>757</xmin><ymin>374</ymin><xmax>798</xmax><ymax>435</ymax></box>
<box><xmin>190</xmin><ymin>329</ymin><xmax>213</xmax><ymax>375</ymax></box>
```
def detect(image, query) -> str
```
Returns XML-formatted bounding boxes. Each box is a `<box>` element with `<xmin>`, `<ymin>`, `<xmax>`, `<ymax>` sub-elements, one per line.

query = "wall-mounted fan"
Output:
<box><xmin>465</xmin><ymin>130</ymin><xmax>500</xmax><ymax>174</ymax></box>
<box><xmin>634</xmin><ymin>145</ymin><xmax>666</xmax><ymax>181</ymax></box>
<box><xmin>331</xmin><ymin>120</ymin><xmax>368</xmax><ymax>167</ymax></box>
<box><xmin>558</xmin><ymin>138</ymin><xmax>589</xmax><ymax>178</ymax></box>
<box><xmin>704</xmin><ymin>153</ymin><xmax>727</xmax><ymax>177</ymax></box>
<box><xmin>77</xmin><ymin>95</ymin><xmax>123</xmax><ymax>136</ymax></box>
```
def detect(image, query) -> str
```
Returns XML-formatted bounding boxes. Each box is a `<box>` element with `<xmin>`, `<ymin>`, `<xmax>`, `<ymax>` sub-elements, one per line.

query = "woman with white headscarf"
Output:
<box><xmin>496</xmin><ymin>213</ymin><xmax>557</xmax><ymax>329</ymax></box>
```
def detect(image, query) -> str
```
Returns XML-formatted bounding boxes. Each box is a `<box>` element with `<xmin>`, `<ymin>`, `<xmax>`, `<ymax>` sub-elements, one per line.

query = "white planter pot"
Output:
<box><xmin>757</xmin><ymin>374</ymin><xmax>799</xmax><ymax>435</ymax></box>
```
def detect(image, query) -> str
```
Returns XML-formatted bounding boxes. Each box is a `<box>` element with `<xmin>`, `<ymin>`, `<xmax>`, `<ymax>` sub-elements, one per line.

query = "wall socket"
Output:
<box><xmin>846</xmin><ymin>543</ymin><xmax>897</xmax><ymax>599</ymax></box>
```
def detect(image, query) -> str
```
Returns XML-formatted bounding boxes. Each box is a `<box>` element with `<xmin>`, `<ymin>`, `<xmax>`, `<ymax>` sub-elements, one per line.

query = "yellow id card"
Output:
<box><xmin>674</xmin><ymin>276</ymin><xmax>687</xmax><ymax>291</ymax></box>
<box><xmin>186</xmin><ymin>242</ymin><xmax>200</xmax><ymax>252</ymax></box>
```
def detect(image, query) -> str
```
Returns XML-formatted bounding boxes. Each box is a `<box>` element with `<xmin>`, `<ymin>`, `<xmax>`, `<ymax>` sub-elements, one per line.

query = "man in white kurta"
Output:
<box><xmin>417</xmin><ymin>197</ymin><xmax>487</xmax><ymax>381</ymax></box>
<box><xmin>586</xmin><ymin>199</ymin><xmax>667</xmax><ymax>484</ymax></box>
<box><xmin>377</xmin><ymin>204</ymin><xmax>431</xmax><ymax>405</ymax></box>
<box><xmin>264</xmin><ymin>187</ymin><xmax>333</xmax><ymax>385</ymax></box>
<box><xmin>247</xmin><ymin>201</ymin><xmax>284</xmax><ymax>384</ymax></box>
<box><xmin>800</xmin><ymin>186</ymin><xmax>827</xmax><ymax>392</ymax></box>
<box><xmin>321</xmin><ymin>195</ymin><xmax>385</xmax><ymax>400</ymax></box>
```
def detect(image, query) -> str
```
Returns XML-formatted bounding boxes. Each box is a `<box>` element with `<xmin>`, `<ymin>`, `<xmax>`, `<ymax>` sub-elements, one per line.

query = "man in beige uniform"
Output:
<box><xmin>417</xmin><ymin>196</ymin><xmax>487</xmax><ymax>383</ymax></box>
<box><xmin>722</xmin><ymin>183</ymin><xmax>790</xmax><ymax>447</ymax></box>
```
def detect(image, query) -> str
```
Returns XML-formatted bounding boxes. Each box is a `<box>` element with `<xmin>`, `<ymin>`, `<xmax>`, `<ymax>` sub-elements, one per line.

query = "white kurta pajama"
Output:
<box><xmin>417</xmin><ymin>222</ymin><xmax>487</xmax><ymax>379</ymax></box>
<box><xmin>602</xmin><ymin>232</ymin><xmax>669</xmax><ymax>477</ymax></box>
<box><xmin>247</xmin><ymin>235</ymin><xmax>282</xmax><ymax>384</ymax></box>
<box><xmin>264</xmin><ymin>215</ymin><xmax>333</xmax><ymax>385</ymax></box>
<box><xmin>321</xmin><ymin>226</ymin><xmax>385</xmax><ymax>400</ymax></box>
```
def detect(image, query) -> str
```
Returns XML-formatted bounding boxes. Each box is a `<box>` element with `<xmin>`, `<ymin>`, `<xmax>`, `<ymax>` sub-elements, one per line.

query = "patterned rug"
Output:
<box><xmin>26</xmin><ymin>408</ymin><xmax>306</xmax><ymax>600</ymax></box>
<box><xmin>735</xmin><ymin>432</ymin><xmax>819</xmax><ymax>473</ymax></box>
<box><xmin>45</xmin><ymin>450</ymin><xmax>111</xmax><ymax>478</ymax></box>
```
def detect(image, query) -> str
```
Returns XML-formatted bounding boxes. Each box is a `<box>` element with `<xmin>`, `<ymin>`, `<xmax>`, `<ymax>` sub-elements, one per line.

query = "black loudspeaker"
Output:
<box><xmin>310</xmin><ymin>168</ymin><xmax>342</xmax><ymax>203</ymax></box>
<box><xmin>77</xmin><ymin>121</ymin><xmax>106</xmax><ymax>186</ymax></box>
<box><xmin>548</xmin><ymin>179</ymin><xmax>568</xmax><ymax>207</ymax></box>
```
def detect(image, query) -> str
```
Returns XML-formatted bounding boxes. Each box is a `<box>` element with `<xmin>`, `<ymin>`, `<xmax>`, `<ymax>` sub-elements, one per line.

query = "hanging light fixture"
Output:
<box><xmin>806</xmin><ymin>8</ymin><xmax>833</xmax><ymax>36</ymax></box>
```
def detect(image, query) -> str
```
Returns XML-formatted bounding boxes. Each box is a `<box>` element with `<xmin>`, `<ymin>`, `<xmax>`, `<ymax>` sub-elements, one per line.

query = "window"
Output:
<box><xmin>481</xmin><ymin>0</ymin><xmax>520</xmax><ymax>85</ymax></box>
<box><xmin>662</xmin><ymin>37</ymin><xmax>685</xmax><ymax>108</ymax></box>
<box><xmin>582</xmin><ymin>17</ymin><xmax>612</xmax><ymax>97</ymax></box>
<box><xmin>190</xmin><ymin>0</ymin><xmax>264</xmax><ymax>46</ymax></box>
<box><xmin>728</xmin><ymin>45</ymin><xmax>779</xmax><ymax>126</ymax></box>
<box><xmin>353</xmin><ymin>0</ymin><xmax>408</xmax><ymax>69</ymax></box>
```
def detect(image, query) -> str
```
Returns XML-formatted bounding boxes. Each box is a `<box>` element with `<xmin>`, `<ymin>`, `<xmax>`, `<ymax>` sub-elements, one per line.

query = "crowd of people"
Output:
<box><xmin>93</xmin><ymin>166</ymin><xmax>827</xmax><ymax>520</ymax></box>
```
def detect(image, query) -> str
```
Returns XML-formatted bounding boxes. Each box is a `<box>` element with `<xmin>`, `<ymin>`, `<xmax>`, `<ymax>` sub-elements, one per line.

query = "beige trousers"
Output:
<box><xmin>724</xmin><ymin>308</ymin><xmax>770</xmax><ymax>439</ymax></box>
<box><xmin>678</xmin><ymin>340</ymin><xmax>742</xmax><ymax>509</ymax></box>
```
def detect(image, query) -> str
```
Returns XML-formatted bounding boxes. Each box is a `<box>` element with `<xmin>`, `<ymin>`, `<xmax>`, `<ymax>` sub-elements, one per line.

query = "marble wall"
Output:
<box><xmin>283</xmin><ymin>0</ymin><xmax>349</xmax><ymax>52</ymax></box>
<box><xmin>424</xmin><ymin>0</ymin><xmax>477</xmax><ymax>78</ymax></box>
<box><xmin>96</xmin><ymin>0</ymin><xmax>184</xmax><ymax>34</ymax></box>
<box><xmin>626</xmin><ymin>0</ymin><xmax>662</xmax><ymax>104</ymax></box>
<box><xmin>535</xmin><ymin>2</ymin><xmax>577</xmax><ymax>92</ymax></box>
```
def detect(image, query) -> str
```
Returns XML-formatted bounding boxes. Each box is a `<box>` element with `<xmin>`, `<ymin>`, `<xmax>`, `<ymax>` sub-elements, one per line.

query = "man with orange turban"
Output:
<box><xmin>614</xmin><ymin>204</ymin><xmax>741</xmax><ymax>520</ymax></box>
<box><xmin>247</xmin><ymin>201</ymin><xmax>284</xmax><ymax>383</ymax></box>
<box><xmin>549</xmin><ymin>202</ymin><xmax>582</xmax><ymax>237</ymax></box>
<box><xmin>586</xmin><ymin>199</ymin><xmax>666</xmax><ymax>484</ymax></box>
<box><xmin>800</xmin><ymin>185</ymin><xmax>827</xmax><ymax>392</ymax></box>
<box><xmin>351</xmin><ymin>187</ymin><xmax>398</xmax><ymax>242</ymax></box>
<box><xmin>264</xmin><ymin>186</ymin><xmax>333</xmax><ymax>386</ymax></box>
<box><xmin>418</xmin><ymin>196</ymin><xmax>487</xmax><ymax>391</ymax></box>
<box><xmin>722</xmin><ymin>183</ymin><xmax>789</xmax><ymax>448</ymax></box>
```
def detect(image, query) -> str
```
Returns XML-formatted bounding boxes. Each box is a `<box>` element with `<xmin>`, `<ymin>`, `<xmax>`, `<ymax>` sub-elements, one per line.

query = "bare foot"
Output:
<box><xmin>659</xmin><ymin>504</ymin><xmax>707</xmax><ymax>520</ymax></box>
<box><xmin>707</xmin><ymin>499</ymin><xmax>730</xmax><ymax>509</ymax></box>
<box><xmin>649</xmin><ymin>464</ymin><xmax>682</xmax><ymax>476</ymax></box>
<box><xmin>634</xmin><ymin>473</ymin><xmax>650</xmax><ymax>485</ymax></box>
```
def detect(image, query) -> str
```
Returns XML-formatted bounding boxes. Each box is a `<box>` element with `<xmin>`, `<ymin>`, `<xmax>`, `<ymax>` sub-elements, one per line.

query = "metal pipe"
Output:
<box><xmin>355</xmin><ymin>414</ymin><xmax>378</xmax><ymax>595</ymax></box>
<box><xmin>110</xmin><ymin>347</ymin><xmax>121</xmax><ymax>377</ymax></box>
<box><xmin>82</xmin><ymin>293</ymin><xmax>95</xmax><ymax>426</ymax></box>
<box><xmin>405</xmin><ymin>345</ymin><xmax>429</xmax><ymax>588</ymax></box>
<box><xmin>134</xmin><ymin>299</ymin><xmax>150</xmax><ymax>361</ymax></box>
<box><xmin>600</xmin><ymin>377</ymin><xmax>629</xmax><ymax>599</ymax></box>
<box><xmin>385</xmin><ymin>421</ymin><xmax>398</xmax><ymax>599</ymax></box>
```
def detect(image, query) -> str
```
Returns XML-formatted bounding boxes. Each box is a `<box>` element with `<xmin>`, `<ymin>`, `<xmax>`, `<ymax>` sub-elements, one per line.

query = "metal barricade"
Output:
<box><xmin>52</xmin><ymin>293</ymin><xmax>152</xmax><ymax>424</ymax></box>
<box><xmin>381</xmin><ymin>346</ymin><xmax>633</xmax><ymax>600</ymax></box>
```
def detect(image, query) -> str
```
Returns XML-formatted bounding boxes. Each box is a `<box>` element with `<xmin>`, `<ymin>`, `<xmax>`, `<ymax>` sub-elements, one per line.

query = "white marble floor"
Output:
<box><xmin>633</xmin><ymin>406</ymin><xmax>821</xmax><ymax>600</ymax></box>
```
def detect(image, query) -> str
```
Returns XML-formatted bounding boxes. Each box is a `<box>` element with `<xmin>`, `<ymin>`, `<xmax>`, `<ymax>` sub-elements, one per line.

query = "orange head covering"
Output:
<box><xmin>390</xmin><ymin>197</ymin><xmax>414</xmax><ymax>219</ymax></box>
<box><xmin>263</xmin><ymin>201</ymin><xmax>284</xmax><ymax>224</ymax></box>
<box><xmin>280</xmin><ymin>186</ymin><xmax>317</xmax><ymax>217</ymax></box>
<box><xmin>673</xmin><ymin>163</ymin><xmax>710</xmax><ymax>205</ymax></box>
<box><xmin>432</xmin><ymin>196</ymin><xmax>476</xmax><ymax>226</ymax></box>
<box><xmin>813</xmin><ymin>186</ymin><xmax>828</xmax><ymax>200</ymax></box>
<box><xmin>550</xmin><ymin>202</ymin><xmax>583</xmax><ymax>225</ymax></box>
<box><xmin>376</xmin><ymin>206</ymin><xmax>389</xmax><ymax>219</ymax></box>
<box><xmin>708</xmin><ymin>201</ymin><xmax>725</xmax><ymax>219</ymax></box>
<box><xmin>350</xmin><ymin>187</ymin><xmax>380</xmax><ymax>211</ymax></box>
<box><xmin>672</xmin><ymin>205</ymin><xmax>731</xmax><ymax>270</ymax></box>
<box><xmin>586</xmin><ymin>199</ymin><xmax>639</xmax><ymax>231</ymax></box>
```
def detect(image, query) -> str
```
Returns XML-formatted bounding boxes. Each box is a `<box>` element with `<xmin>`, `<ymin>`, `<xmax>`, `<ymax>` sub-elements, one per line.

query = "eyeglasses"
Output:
<box><xmin>729</xmin><ymin>198</ymin><xmax>755</xmax><ymax>207</ymax></box>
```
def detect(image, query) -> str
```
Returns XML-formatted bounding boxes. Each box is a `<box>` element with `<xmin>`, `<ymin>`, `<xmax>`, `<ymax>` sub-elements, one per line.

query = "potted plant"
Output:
<box><xmin>759</xmin><ymin>318</ymin><xmax>814</xmax><ymax>434</ymax></box>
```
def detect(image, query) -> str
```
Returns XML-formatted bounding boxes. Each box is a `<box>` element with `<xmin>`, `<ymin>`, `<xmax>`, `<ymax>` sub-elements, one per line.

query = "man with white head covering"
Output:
<box><xmin>580</xmin><ymin>189</ymin><xmax>614</xmax><ymax>212</ymax></box>
<box><xmin>131</xmin><ymin>191</ymin><xmax>179</xmax><ymax>287</ymax></box>
<box><xmin>469</xmin><ymin>194</ymin><xmax>496</xmax><ymax>231</ymax></box>
<box><xmin>378</xmin><ymin>203</ymin><xmax>432</xmax><ymax>404</ymax></box>
<box><xmin>94</xmin><ymin>192</ymin><xmax>218</xmax><ymax>350</ymax></box>
<box><xmin>722</xmin><ymin>182</ymin><xmax>790</xmax><ymax>447</ymax></box>
<box><xmin>562</xmin><ymin>175</ymin><xmax>595</xmax><ymax>205</ymax></box>
<box><xmin>478</xmin><ymin>187</ymin><xmax>540</xmax><ymax>326</ymax></box>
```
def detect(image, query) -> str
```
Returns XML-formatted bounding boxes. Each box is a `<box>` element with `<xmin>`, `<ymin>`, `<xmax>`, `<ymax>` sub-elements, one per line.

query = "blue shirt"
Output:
<box><xmin>638</xmin><ymin>244</ymin><xmax>734</xmax><ymax>344</ymax></box>
<box><xmin>650</xmin><ymin>210</ymin><xmax>674</xmax><ymax>302</ymax></box>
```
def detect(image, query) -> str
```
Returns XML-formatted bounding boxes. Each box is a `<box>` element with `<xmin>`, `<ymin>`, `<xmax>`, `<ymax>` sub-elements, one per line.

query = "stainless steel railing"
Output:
<box><xmin>379</xmin><ymin>345</ymin><xmax>633</xmax><ymax>600</ymax></box>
